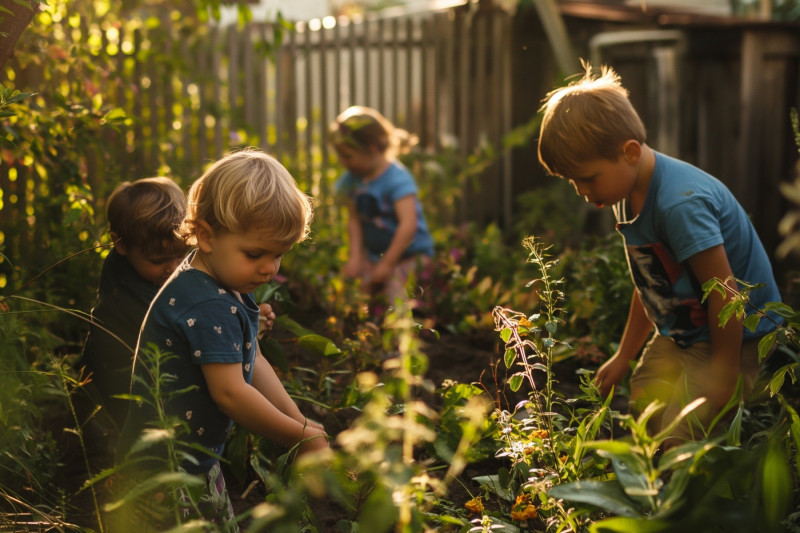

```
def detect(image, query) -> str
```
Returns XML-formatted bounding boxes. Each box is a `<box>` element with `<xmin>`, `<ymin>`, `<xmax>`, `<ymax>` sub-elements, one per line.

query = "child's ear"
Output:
<box><xmin>194</xmin><ymin>219</ymin><xmax>215</xmax><ymax>253</ymax></box>
<box><xmin>622</xmin><ymin>140</ymin><xmax>642</xmax><ymax>163</ymax></box>
<box><xmin>111</xmin><ymin>232</ymin><xmax>129</xmax><ymax>256</ymax></box>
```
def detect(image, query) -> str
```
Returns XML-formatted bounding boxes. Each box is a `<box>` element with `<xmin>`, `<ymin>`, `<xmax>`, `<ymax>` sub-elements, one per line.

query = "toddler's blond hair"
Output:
<box><xmin>180</xmin><ymin>148</ymin><xmax>313</xmax><ymax>246</ymax></box>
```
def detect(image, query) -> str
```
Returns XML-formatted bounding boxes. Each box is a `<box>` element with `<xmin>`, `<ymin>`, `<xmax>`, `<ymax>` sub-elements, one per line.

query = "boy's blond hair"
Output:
<box><xmin>180</xmin><ymin>148</ymin><xmax>313</xmax><ymax>246</ymax></box>
<box><xmin>538</xmin><ymin>62</ymin><xmax>647</xmax><ymax>178</ymax></box>
<box><xmin>107</xmin><ymin>176</ymin><xmax>186</xmax><ymax>255</ymax></box>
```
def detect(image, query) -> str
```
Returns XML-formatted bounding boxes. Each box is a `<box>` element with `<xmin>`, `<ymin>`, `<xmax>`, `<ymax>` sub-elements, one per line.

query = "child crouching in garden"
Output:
<box><xmin>331</xmin><ymin>105</ymin><xmax>434</xmax><ymax>318</ymax></box>
<box><xmin>537</xmin><ymin>62</ymin><xmax>782</xmax><ymax>446</ymax></box>
<box><xmin>115</xmin><ymin>149</ymin><xmax>328</xmax><ymax>531</ymax></box>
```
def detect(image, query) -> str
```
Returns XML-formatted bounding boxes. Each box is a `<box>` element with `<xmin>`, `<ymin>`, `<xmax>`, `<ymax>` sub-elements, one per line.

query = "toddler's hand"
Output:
<box><xmin>258</xmin><ymin>302</ymin><xmax>276</xmax><ymax>335</ymax></box>
<box><xmin>298</xmin><ymin>426</ymin><xmax>329</xmax><ymax>456</ymax></box>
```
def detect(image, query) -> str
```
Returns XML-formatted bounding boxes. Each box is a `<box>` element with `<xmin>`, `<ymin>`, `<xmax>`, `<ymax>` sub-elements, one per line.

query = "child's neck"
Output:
<box><xmin>362</xmin><ymin>157</ymin><xmax>391</xmax><ymax>182</ymax></box>
<box><xmin>627</xmin><ymin>144</ymin><xmax>656</xmax><ymax>217</ymax></box>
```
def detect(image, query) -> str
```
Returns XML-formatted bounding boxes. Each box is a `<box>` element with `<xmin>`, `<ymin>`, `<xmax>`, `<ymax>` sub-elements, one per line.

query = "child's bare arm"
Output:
<box><xmin>595</xmin><ymin>290</ymin><xmax>653</xmax><ymax>397</ymax></box>
<box><xmin>201</xmin><ymin>360</ymin><xmax>328</xmax><ymax>453</ymax></box>
<box><xmin>372</xmin><ymin>195</ymin><xmax>417</xmax><ymax>284</ymax></box>
<box><xmin>343</xmin><ymin>199</ymin><xmax>365</xmax><ymax>277</ymax></box>
<box><xmin>686</xmin><ymin>244</ymin><xmax>743</xmax><ymax>409</ymax></box>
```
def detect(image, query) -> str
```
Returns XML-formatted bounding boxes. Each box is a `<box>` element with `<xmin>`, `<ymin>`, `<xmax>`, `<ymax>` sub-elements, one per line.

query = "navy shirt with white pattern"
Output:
<box><xmin>120</xmin><ymin>253</ymin><xmax>260</xmax><ymax>474</ymax></box>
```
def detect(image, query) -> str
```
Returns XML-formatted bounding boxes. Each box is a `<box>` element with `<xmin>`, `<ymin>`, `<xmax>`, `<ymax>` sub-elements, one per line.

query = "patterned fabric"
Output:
<box><xmin>179</xmin><ymin>461</ymin><xmax>239</xmax><ymax>532</ymax></box>
<box><xmin>119</xmin><ymin>251</ymin><xmax>260</xmax><ymax>474</ymax></box>
<box><xmin>613</xmin><ymin>151</ymin><xmax>781</xmax><ymax>347</ymax></box>
<box><xmin>336</xmin><ymin>161</ymin><xmax>434</xmax><ymax>262</ymax></box>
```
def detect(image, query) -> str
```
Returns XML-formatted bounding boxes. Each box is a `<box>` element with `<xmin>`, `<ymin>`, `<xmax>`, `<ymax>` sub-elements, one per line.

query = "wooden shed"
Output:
<box><xmin>510</xmin><ymin>0</ymin><xmax>800</xmax><ymax>278</ymax></box>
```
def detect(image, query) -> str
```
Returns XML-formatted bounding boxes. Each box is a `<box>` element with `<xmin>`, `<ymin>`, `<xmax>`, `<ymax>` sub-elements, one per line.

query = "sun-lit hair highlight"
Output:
<box><xmin>538</xmin><ymin>61</ymin><xmax>646</xmax><ymax>178</ymax></box>
<box><xmin>106</xmin><ymin>176</ymin><xmax>186</xmax><ymax>256</ymax></box>
<box><xmin>180</xmin><ymin>148</ymin><xmax>313</xmax><ymax>246</ymax></box>
<box><xmin>329</xmin><ymin>105</ymin><xmax>418</xmax><ymax>158</ymax></box>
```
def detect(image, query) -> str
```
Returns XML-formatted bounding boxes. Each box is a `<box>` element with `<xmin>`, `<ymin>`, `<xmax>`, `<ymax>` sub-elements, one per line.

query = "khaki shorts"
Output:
<box><xmin>628</xmin><ymin>335</ymin><xmax>763</xmax><ymax>443</ymax></box>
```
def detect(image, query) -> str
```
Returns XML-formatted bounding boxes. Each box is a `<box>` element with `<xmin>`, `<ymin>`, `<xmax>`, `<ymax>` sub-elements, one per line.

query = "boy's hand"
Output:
<box><xmin>594</xmin><ymin>353</ymin><xmax>630</xmax><ymax>398</ymax></box>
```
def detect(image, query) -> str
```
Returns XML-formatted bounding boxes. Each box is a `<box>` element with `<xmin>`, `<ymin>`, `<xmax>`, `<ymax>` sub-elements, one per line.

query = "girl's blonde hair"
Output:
<box><xmin>330</xmin><ymin>105</ymin><xmax>418</xmax><ymax>158</ymax></box>
<box><xmin>538</xmin><ymin>62</ymin><xmax>646</xmax><ymax>178</ymax></box>
<box><xmin>180</xmin><ymin>148</ymin><xmax>313</xmax><ymax>246</ymax></box>
<box><xmin>107</xmin><ymin>176</ymin><xmax>186</xmax><ymax>255</ymax></box>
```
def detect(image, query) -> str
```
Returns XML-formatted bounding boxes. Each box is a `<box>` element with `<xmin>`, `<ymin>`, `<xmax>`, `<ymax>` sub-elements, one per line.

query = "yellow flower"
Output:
<box><xmin>511</xmin><ymin>493</ymin><xmax>538</xmax><ymax>521</ymax></box>
<box><xmin>465</xmin><ymin>496</ymin><xmax>484</xmax><ymax>515</ymax></box>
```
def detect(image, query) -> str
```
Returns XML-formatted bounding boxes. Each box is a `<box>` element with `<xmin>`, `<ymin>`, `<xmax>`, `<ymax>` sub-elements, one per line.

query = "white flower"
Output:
<box><xmin>166</xmin><ymin>338</ymin><xmax>173</xmax><ymax>347</ymax></box>
<box><xmin>186</xmin><ymin>411</ymin><xmax>192</xmax><ymax>420</ymax></box>
<box><xmin>194</xmin><ymin>350</ymin><xmax>201</xmax><ymax>358</ymax></box>
<box><xmin>214</xmin><ymin>326</ymin><xmax>222</xmax><ymax>334</ymax></box>
<box><xmin>230</xmin><ymin>306</ymin><xmax>237</xmax><ymax>314</ymax></box>
<box><xmin>169</xmin><ymin>298</ymin><xmax>176</xmax><ymax>306</ymax></box>
<box><xmin>245</xmin><ymin>342</ymin><xmax>251</xmax><ymax>349</ymax></box>
<box><xmin>197</xmin><ymin>427</ymin><xmax>205</xmax><ymax>436</ymax></box>
<box><xmin>233</xmin><ymin>343</ymin><xmax>241</xmax><ymax>351</ymax></box>
<box><xmin>244</xmin><ymin>363</ymin><xmax>251</xmax><ymax>372</ymax></box>
<box><xmin>187</xmin><ymin>318</ymin><xmax>196</xmax><ymax>327</ymax></box>
<box><xmin>218</xmin><ymin>288</ymin><xmax>226</xmax><ymax>294</ymax></box>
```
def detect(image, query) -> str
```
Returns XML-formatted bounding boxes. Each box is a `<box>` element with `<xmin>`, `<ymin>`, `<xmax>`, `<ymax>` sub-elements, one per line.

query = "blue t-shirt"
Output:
<box><xmin>613</xmin><ymin>151</ymin><xmax>781</xmax><ymax>347</ymax></box>
<box><xmin>120</xmin><ymin>253</ymin><xmax>260</xmax><ymax>473</ymax></box>
<box><xmin>336</xmin><ymin>161</ymin><xmax>434</xmax><ymax>262</ymax></box>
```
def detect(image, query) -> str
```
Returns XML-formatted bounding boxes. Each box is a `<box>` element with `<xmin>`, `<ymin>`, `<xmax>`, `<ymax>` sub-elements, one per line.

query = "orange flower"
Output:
<box><xmin>531</xmin><ymin>429</ymin><xmax>548</xmax><ymax>440</ymax></box>
<box><xmin>465</xmin><ymin>496</ymin><xmax>484</xmax><ymax>515</ymax></box>
<box><xmin>511</xmin><ymin>493</ymin><xmax>538</xmax><ymax>521</ymax></box>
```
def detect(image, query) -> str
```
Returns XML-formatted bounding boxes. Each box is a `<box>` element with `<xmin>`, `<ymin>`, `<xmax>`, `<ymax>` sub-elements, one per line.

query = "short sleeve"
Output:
<box><xmin>661</xmin><ymin>196</ymin><xmax>724</xmax><ymax>263</ymax></box>
<box><xmin>175</xmin><ymin>300</ymin><xmax>247</xmax><ymax>364</ymax></box>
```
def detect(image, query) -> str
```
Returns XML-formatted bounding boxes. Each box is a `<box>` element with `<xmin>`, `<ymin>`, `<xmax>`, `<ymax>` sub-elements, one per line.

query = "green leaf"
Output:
<box><xmin>762</xmin><ymin>436</ymin><xmax>792</xmax><ymax>530</ymax></box>
<box><xmin>297</xmin><ymin>333</ymin><xmax>341</xmax><ymax>357</ymax></box>
<box><xmin>590</xmin><ymin>516</ymin><xmax>672</xmax><ymax>533</ymax></box>
<box><xmin>504</xmin><ymin>347</ymin><xmax>516</xmax><ymax>368</ymax></box>
<box><xmin>508</xmin><ymin>373</ymin><xmax>524</xmax><ymax>392</ymax></box>
<box><xmin>500</xmin><ymin>327</ymin><xmax>512</xmax><ymax>343</ymax></box>
<box><xmin>259</xmin><ymin>336</ymin><xmax>288</xmax><ymax>373</ymax></box>
<box><xmin>547</xmin><ymin>480</ymin><xmax>641</xmax><ymax>517</ymax></box>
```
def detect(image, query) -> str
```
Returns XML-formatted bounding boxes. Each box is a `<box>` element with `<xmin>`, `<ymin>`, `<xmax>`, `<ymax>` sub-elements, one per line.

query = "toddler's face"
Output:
<box><xmin>335</xmin><ymin>144</ymin><xmax>383</xmax><ymax>180</ymax></box>
<box><xmin>563</xmin><ymin>155</ymin><xmax>638</xmax><ymax>208</ymax></box>
<box><xmin>123</xmin><ymin>245</ymin><xmax>187</xmax><ymax>286</ymax></box>
<box><xmin>197</xmin><ymin>227</ymin><xmax>292</xmax><ymax>294</ymax></box>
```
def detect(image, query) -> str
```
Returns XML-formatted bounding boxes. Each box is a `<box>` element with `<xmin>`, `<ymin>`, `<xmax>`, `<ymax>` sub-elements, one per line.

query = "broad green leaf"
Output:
<box><xmin>547</xmin><ymin>480</ymin><xmax>641</xmax><ymax>517</ymax></box>
<box><xmin>509</xmin><ymin>373</ymin><xmax>524</xmax><ymax>392</ymax></box>
<box><xmin>762</xmin><ymin>437</ymin><xmax>792</xmax><ymax>530</ymax></box>
<box><xmin>590</xmin><ymin>516</ymin><xmax>672</xmax><ymax>533</ymax></box>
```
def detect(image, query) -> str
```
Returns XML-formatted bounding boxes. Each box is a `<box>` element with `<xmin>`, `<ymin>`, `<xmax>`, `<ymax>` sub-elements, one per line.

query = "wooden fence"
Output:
<box><xmin>77</xmin><ymin>3</ymin><xmax>513</xmax><ymax>222</ymax></box>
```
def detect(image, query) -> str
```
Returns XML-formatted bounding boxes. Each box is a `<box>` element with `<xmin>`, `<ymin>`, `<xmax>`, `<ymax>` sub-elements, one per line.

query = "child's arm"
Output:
<box><xmin>686</xmin><ymin>244</ymin><xmax>743</xmax><ymax>409</ymax></box>
<box><xmin>371</xmin><ymin>195</ymin><xmax>417</xmax><ymax>285</ymax></box>
<box><xmin>343</xmin><ymin>199</ymin><xmax>365</xmax><ymax>278</ymax></box>
<box><xmin>201</xmin><ymin>356</ymin><xmax>328</xmax><ymax>455</ymax></box>
<box><xmin>594</xmin><ymin>290</ymin><xmax>653</xmax><ymax>398</ymax></box>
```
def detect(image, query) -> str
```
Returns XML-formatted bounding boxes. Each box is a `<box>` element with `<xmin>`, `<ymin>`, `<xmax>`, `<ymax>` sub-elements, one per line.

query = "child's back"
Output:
<box><xmin>81</xmin><ymin>177</ymin><xmax>186</xmax><ymax>425</ymax></box>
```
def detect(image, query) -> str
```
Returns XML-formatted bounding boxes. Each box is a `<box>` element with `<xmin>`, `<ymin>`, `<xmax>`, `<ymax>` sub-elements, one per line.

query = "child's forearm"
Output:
<box><xmin>617</xmin><ymin>291</ymin><xmax>653</xmax><ymax>361</ymax></box>
<box><xmin>378</xmin><ymin>219</ymin><xmax>416</xmax><ymax>269</ymax></box>
<box><xmin>706</xmin><ymin>278</ymin><xmax>744</xmax><ymax>407</ymax></box>
<box><xmin>251</xmin><ymin>354</ymin><xmax>306</xmax><ymax>421</ymax></box>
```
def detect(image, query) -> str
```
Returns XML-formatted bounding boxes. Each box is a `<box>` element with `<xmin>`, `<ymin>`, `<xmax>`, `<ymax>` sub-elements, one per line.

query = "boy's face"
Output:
<box><xmin>195</xmin><ymin>226</ymin><xmax>291</xmax><ymax>294</ymax></box>
<box><xmin>562</xmin><ymin>154</ymin><xmax>638</xmax><ymax>208</ymax></box>
<box><xmin>120</xmin><ymin>244</ymin><xmax>187</xmax><ymax>286</ymax></box>
<box><xmin>335</xmin><ymin>144</ymin><xmax>383</xmax><ymax>180</ymax></box>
